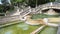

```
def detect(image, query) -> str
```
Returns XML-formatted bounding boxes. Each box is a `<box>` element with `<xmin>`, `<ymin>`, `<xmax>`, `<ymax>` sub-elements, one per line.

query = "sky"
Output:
<box><xmin>0</xmin><ymin>0</ymin><xmax>2</xmax><ymax>4</ymax></box>
<box><xmin>0</xmin><ymin>0</ymin><xmax>11</xmax><ymax>4</ymax></box>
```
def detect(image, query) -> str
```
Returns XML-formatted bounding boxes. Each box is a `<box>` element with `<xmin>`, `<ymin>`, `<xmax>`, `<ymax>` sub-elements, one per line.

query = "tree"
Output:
<box><xmin>55</xmin><ymin>0</ymin><xmax>60</xmax><ymax>2</ymax></box>
<box><xmin>27</xmin><ymin>0</ymin><xmax>55</xmax><ymax>8</ymax></box>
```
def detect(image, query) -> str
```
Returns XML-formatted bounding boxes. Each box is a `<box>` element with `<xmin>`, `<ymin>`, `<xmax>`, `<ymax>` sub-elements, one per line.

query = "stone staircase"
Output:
<box><xmin>20</xmin><ymin>6</ymin><xmax>31</xmax><ymax>17</ymax></box>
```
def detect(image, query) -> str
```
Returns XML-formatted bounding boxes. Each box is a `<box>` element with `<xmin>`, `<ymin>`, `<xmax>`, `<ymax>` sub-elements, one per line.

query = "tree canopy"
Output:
<box><xmin>0</xmin><ymin>0</ymin><xmax>59</xmax><ymax>13</ymax></box>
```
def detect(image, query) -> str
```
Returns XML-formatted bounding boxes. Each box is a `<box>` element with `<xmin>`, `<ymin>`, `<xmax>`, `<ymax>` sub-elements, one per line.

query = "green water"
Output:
<box><xmin>0</xmin><ymin>22</ymin><xmax>40</xmax><ymax>34</ymax></box>
<box><xmin>32</xmin><ymin>14</ymin><xmax>60</xmax><ymax>19</ymax></box>
<box><xmin>38</xmin><ymin>26</ymin><xmax>57</xmax><ymax>34</ymax></box>
<box><xmin>0</xmin><ymin>14</ymin><xmax>58</xmax><ymax>34</ymax></box>
<box><xmin>0</xmin><ymin>22</ymin><xmax>57</xmax><ymax>34</ymax></box>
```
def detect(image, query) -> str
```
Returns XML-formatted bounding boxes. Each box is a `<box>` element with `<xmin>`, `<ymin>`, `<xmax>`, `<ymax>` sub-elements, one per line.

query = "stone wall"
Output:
<box><xmin>0</xmin><ymin>15</ymin><xmax>20</xmax><ymax>24</ymax></box>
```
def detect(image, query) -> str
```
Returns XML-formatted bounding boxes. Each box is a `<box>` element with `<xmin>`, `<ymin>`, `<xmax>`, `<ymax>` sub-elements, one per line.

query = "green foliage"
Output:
<box><xmin>0</xmin><ymin>0</ymin><xmax>57</xmax><ymax>13</ymax></box>
<box><xmin>11</xmin><ymin>0</ymin><xmax>24</xmax><ymax>3</ymax></box>
<box><xmin>55</xmin><ymin>0</ymin><xmax>60</xmax><ymax>2</ymax></box>
<box><xmin>27</xmin><ymin>0</ymin><xmax>55</xmax><ymax>7</ymax></box>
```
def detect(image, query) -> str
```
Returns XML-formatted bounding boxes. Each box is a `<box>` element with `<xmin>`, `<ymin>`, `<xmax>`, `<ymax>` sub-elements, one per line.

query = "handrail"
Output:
<box><xmin>20</xmin><ymin>6</ymin><xmax>31</xmax><ymax>17</ymax></box>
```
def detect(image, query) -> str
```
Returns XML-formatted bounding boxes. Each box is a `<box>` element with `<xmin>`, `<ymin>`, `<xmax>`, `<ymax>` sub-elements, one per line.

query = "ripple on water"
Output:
<box><xmin>17</xmin><ymin>24</ymin><xmax>29</xmax><ymax>30</ymax></box>
<box><xmin>5</xmin><ymin>31</ymin><xmax>13</xmax><ymax>34</ymax></box>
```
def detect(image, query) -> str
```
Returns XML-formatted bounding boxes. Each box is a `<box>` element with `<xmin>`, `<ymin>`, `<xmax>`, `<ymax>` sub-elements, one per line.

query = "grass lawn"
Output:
<box><xmin>0</xmin><ymin>14</ymin><xmax>58</xmax><ymax>34</ymax></box>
